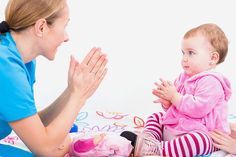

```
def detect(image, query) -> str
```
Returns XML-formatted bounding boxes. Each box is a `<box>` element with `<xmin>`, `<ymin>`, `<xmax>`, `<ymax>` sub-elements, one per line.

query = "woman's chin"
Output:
<box><xmin>44</xmin><ymin>51</ymin><xmax>57</xmax><ymax>60</ymax></box>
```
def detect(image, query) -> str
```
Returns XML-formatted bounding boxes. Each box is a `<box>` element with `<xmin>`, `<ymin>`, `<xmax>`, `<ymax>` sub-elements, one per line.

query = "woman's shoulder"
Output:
<box><xmin>0</xmin><ymin>32</ymin><xmax>22</xmax><ymax>60</ymax></box>
<box><xmin>0</xmin><ymin>41</ymin><xmax>36</xmax><ymax>86</ymax></box>
<box><xmin>0</xmin><ymin>38</ymin><xmax>25</xmax><ymax>73</ymax></box>
<box><xmin>0</xmin><ymin>49</ymin><xmax>25</xmax><ymax>76</ymax></box>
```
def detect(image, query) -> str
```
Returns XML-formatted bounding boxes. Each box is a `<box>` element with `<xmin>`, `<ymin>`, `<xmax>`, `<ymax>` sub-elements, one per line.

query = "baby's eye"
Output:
<box><xmin>188</xmin><ymin>51</ymin><xmax>195</xmax><ymax>55</ymax></box>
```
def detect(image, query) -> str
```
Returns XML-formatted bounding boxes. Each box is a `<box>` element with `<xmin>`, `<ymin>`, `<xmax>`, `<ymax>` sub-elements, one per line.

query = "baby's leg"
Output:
<box><xmin>160</xmin><ymin>131</ymin><xmax>217</xmax><ymax>157</ymax></box>
<box><xmin>144</xmin><ymin>112</ymin><xmax>164</xmax><ymax>141</ymax></box>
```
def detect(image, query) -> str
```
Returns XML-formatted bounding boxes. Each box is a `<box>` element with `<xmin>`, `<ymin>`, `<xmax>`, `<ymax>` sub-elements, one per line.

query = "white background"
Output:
<box><xmin>1</xmin><ymin>0</ymin><xmax>236</xmax><ymax>115</ymax></box>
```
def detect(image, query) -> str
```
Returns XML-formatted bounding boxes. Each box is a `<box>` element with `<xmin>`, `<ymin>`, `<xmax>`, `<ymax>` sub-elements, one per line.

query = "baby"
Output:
<box><xmin>145</xmin><ymin>23</ymin><xmax>231</xmax><ymax>156</ymax></box>
<box><xmin>120</xmin><ymin>23</ymin><xmax>232</xmax><ymax>157</ymax></box>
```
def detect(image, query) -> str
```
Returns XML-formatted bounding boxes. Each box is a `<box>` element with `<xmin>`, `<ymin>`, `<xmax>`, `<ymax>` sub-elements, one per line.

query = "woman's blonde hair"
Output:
<box><xmin>184</xmin><ymin>23</ymin><xmax>228</xmax><ymax>64</ymax></box>
<box><xmin>5</xmin><ymin>0</ymin><xmax>66</xmax><ymax>32</ymax></box>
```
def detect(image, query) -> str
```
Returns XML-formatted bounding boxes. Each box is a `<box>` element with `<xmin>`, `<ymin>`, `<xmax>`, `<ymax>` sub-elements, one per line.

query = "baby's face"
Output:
<box><xmin>181</xmin><ymin>34</ymin><xmax>214</xmax><ymax>76</ymax></box>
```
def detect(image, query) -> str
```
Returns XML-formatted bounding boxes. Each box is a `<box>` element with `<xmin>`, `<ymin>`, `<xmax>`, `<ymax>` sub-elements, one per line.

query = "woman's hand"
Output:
<box><xmin>210</xmin><ymin>130</ymin><xmax>236</xmax><ymax>154</ymax></box>
<box><xmin>68</xmin><ymin>47</ymin><xmax>108</xmax><ymax>101</ymax></box>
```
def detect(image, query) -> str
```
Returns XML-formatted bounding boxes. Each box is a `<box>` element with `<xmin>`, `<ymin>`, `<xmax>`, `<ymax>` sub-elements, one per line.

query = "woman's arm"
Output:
<box><xmin>10</xmin><ymin>47</ymin><xmax>108</xmax><ymax>156</ymax></box>
<box><xmin>38</xmin><ymin>54</ymin><xmax>82</xmax><ymax>126</ymax></box>
<box><xmin>38</xmin><ymin>88</ymin><xmax>70</xmax><ymax>127</ymax></box>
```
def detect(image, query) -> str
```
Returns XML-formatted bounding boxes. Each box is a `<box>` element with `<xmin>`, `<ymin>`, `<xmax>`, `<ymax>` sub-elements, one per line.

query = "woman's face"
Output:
<box><xmin>41</xmin><ymin>3</ymin><xmax>70</xmax><ymax>60</ymax></box>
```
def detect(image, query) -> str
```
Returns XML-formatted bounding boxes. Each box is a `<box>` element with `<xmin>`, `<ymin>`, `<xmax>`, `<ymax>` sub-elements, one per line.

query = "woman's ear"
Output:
<box><xmin>34</xmin><ymin>19</ymin><xmax>48</xmax><ymax>38</ymax></box>
<box><xmin>210</xmin><ymin>51</ymin><xmax>219</xmax><ymax>65</ymax></box>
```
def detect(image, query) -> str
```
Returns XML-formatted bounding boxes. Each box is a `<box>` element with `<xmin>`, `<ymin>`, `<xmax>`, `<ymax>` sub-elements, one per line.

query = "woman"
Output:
<box><xmin>0</xmin><ymin>0</ymin><xmax>108</xmax><ymax>156</ymax></box>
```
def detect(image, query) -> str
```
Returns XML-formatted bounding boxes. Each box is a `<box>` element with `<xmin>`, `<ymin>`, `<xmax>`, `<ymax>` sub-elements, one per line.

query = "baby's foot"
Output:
<box><xmin>135</xmin><ymin>131</ymin><xmax>161</xmax><ymax>156</ymax></box>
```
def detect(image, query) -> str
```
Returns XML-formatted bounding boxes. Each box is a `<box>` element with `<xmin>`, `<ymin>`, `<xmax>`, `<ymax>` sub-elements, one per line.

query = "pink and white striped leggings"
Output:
<box><xmin>144</xmin><ymin>112</ymin><xmax>218</xmax><ymax>157</ymax></box>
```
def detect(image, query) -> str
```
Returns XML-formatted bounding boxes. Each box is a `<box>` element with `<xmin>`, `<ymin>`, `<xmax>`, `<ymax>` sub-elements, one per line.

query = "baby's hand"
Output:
<box><xmin>93</xmin><ymin>133</ymin><xmax>106</xmax><ymax>145</ymax></box>
<box><xmin>153</xmin><ymin>78</ymin><xmax>181</xmax><ymax>104</ymax></box>
<box><xmin>153</xmin><ymin>98</ymin><xmax>171</xmax><ymax>109</ymax></box>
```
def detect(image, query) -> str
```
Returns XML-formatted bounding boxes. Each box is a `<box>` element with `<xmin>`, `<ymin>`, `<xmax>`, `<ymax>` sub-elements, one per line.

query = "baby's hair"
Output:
<box><xmin>184</xmin><ymin>23</ymin><xmax>228</xmax><ymax>64</ymax></box>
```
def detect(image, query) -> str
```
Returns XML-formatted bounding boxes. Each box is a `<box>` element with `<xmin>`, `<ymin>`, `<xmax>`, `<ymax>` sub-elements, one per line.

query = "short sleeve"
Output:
<box><xmin>0</xmin><ymin>55</ymin><xmax>37</xmax><ymax>122</ymax></box>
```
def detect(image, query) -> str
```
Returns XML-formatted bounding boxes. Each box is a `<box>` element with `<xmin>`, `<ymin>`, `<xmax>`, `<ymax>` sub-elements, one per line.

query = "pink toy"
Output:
<box><xmin>67</xmin><ymin>133</ymin><xmax>133</xmax><ymax>157</ymax></box>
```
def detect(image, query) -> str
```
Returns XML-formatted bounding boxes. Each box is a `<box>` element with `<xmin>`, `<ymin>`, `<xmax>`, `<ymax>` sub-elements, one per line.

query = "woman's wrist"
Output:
<box><xmin>66</xmin><ymin>87</ymin><xmax>87</xmax><ymax>106</ymax></box>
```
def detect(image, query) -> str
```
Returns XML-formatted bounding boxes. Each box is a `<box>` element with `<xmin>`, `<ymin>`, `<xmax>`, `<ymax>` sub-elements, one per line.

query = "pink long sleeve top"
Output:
<box><xmin>161</xmin><ymin>71</ymin><xmax>232</xmax><ymax>135</ymax></box>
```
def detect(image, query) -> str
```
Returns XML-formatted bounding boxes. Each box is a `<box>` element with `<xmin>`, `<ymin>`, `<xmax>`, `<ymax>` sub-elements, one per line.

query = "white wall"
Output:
<box><xmin>1</xmin><ymin>0</ymin><xmax>236</xmax><ymax>115</ymax></box>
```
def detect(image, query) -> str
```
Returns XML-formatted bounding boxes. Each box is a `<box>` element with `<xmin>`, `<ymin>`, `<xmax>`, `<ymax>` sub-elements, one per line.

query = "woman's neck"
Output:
<box><xmin>11</xmin><ymin>30</ymin><xmax>39</xmax><ymax>63</ymax></box>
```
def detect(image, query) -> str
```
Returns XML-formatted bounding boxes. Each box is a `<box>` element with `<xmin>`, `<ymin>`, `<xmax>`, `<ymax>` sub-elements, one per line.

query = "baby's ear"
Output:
<box><xmin>210</xmin><ymin>51</ymin><xmax>219</xmax><ymax>65</ymax></box>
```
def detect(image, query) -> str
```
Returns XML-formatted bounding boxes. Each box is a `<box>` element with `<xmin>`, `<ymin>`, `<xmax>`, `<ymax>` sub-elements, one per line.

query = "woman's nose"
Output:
<box><xmin>64</xmin><ymin>32</ymin><xmax>69</xmax><ymax>42</ymax></box>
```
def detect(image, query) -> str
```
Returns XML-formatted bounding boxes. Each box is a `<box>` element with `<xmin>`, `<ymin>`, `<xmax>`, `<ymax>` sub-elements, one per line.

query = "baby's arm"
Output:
<box><xmin>175</xmin><ymin>76</ymin><xmax>224</xmax><ymax>118</ymax></box>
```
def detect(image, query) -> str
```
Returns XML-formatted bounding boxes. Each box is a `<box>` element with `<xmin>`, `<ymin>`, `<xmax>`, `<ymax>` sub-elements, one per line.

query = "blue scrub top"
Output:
<box><xmin>0</xmin><ymin>32</ymin><xmax>37</xmax><ymax>156</ymax></box>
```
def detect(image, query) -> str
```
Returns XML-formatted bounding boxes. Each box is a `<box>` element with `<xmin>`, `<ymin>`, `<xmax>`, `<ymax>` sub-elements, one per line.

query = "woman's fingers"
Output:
<box><xmin>86</xmin><ymin>68</ymin><xmax>108</xmax><ymax>98</ymax></box>
<box><xmin>210</xmin><ymin>131</ymin><xmax>230</xmax><ymax>145</ymax></box>
<box><xmin>81</xmin><ymin>47</ymin><xmax>108</xmax><ymax>75</ymax></box>
<box><xmin>68</xmin><ymin>55</ymin><xmax>79</xmax><ymax>84</ymax></box>
<box><xmin>70</xmin><ymin>47</ymin><xmax>108</xmax><ymax>100</ymax></box>
<box><xmin>96</xmin><ymin>68</ymin><xmax>108</xmax><ymax>85</ymax></box>
<box><xmin>212</xmin><ymin>142</ymin><xmax>227</xmax><ymax>151</ymax></box>
<box><xmin>86</xmin><ymin>49</ymin><xmax>102</xmax><ymax>72</ymax></box>
<box><xmin>81</xmin><ymin>47</ymin><xmax>98</xmax><ymax>65</ymax></box>
<box><xmin>91</xmin><ymin>54</ymin><xmax>107</xmax><ymax>75</ymax></box>
<box><xmin>211</xmin><ymin>130</ymin><xmax>231</xmax><ymax>140</ymax></box>
<box><xmin>94</xmin><ymin>58</ymin><xmax>108</xmax><ymax>79</ymax></box>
